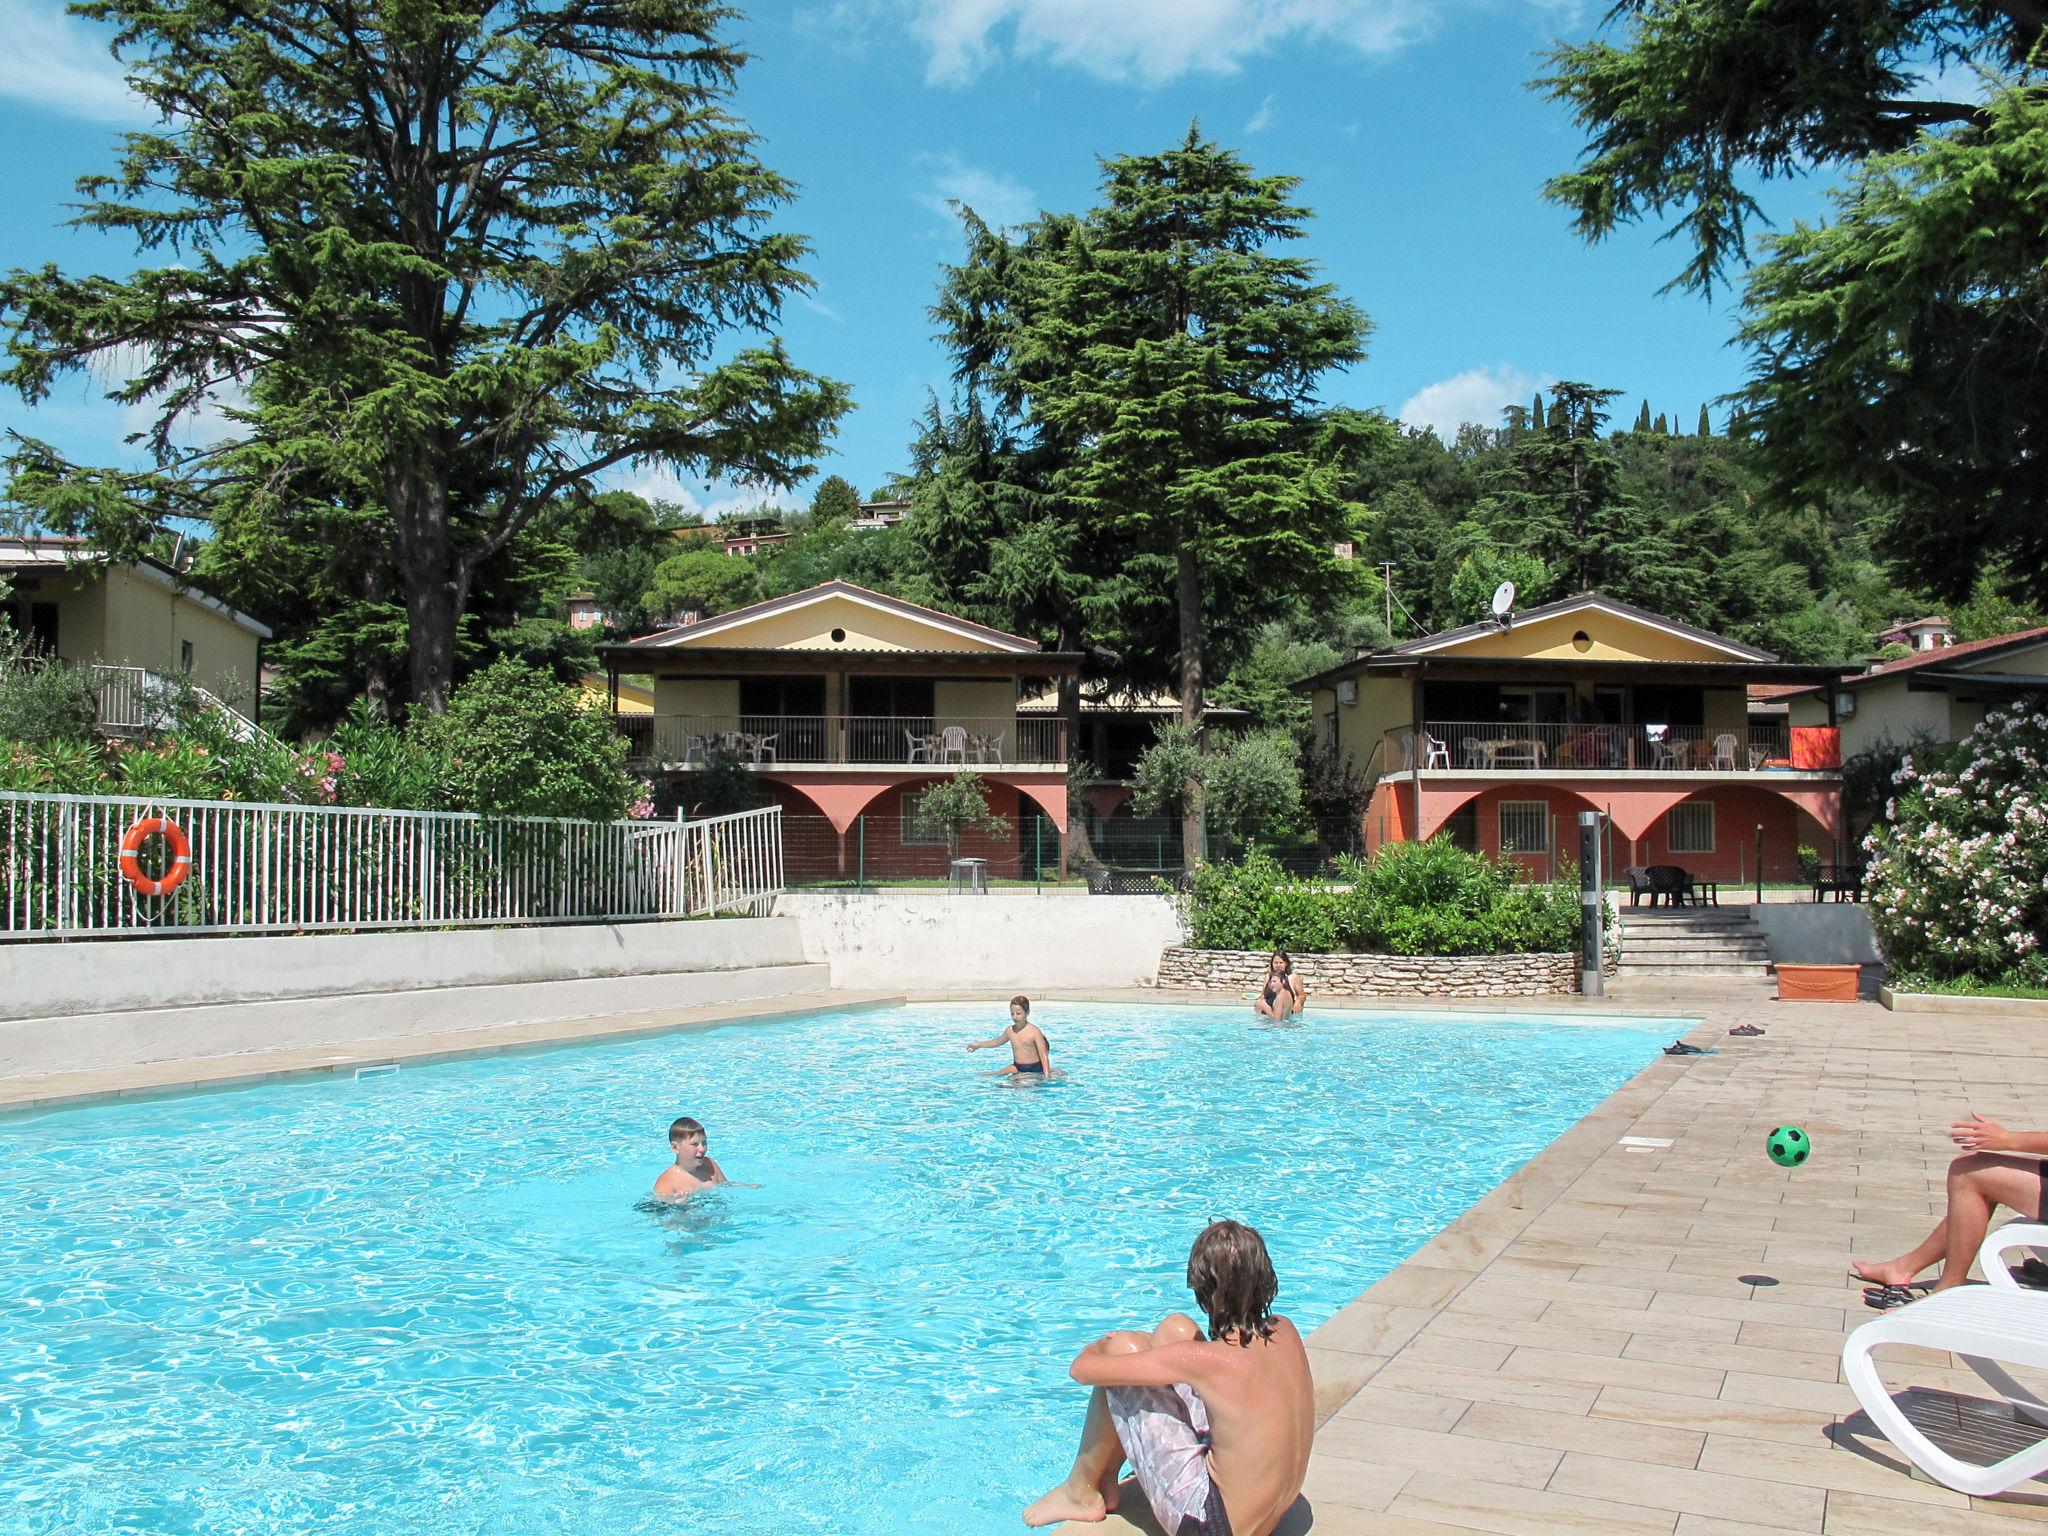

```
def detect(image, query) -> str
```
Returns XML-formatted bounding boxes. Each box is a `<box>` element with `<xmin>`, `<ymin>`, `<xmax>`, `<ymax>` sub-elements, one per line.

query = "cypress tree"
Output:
<box><xmin>1531</xmin><ymin>391</ymin><xmax>1545</xmax><ymax>429</ymax></box>
<box><xmin>1634</xmin><ymin>400</ymin><xmax>1652</xmax><ymax>433</ymax></box>
<box><xmin>1653</xmin><ymin>412</ymin><xmax>1669</xmax><ymax>434</ymax></box>
<box><xmin>1697</xmin><ymin>403</ymin><xmax>1713</xmax><ymax>436</ymax></box>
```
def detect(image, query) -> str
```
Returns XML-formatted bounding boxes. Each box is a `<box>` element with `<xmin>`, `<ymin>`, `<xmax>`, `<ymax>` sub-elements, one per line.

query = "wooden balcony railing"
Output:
<box><xmin>616</xmin><ymin>713</ymin><xmax>1068</xmax><ymax>768</ymax></box>
<box><xmin>1382</xmin><ymin>722</ymin><xmax>1803</xmax><ymax>775</ymax></box>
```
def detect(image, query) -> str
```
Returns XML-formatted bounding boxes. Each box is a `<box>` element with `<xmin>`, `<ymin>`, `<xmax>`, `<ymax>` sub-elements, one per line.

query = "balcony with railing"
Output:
<box><xmin>1381</xmin><ymin>721</ymin><xmax>1820</xmax><ymax>777</ymax></box>
<box><xmin>617</xmin><ymin>713</ymin><xmax>1068</xmax><ymax>770</ymax></box>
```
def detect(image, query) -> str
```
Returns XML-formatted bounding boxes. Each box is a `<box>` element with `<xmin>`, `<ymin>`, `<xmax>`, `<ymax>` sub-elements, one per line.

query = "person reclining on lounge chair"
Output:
<box><xmin>1852</xmin><ymin>1113</ymin><xmax>2048</xmax><ymax>1304</ymax></box>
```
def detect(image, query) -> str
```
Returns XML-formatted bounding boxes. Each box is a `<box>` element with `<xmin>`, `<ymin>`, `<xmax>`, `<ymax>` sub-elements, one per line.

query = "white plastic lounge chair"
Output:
<box><xmin>1844</xmin><ymin>1226</ymin><xmax>2048</xmax><ymax>1494</ymax></box>
<box><xmin>1985</xmin><ymin>1222</ymin><xmax>2048</xmax><ymax>1291</ymax></box>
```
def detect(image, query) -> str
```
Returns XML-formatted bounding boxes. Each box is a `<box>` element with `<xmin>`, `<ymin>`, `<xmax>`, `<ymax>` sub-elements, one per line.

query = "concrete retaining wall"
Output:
<box><xmin>1750</xmin><ymin>903</ymin><xmax>1882</xmax><ymax>965</ymax></box>
<box><xmin>1156</xmin><ymin>946</ymin><xmax>1580</xmax><ymax>997</ymax></box>
<box><xmin>1881</xmin><ymin>987</ymin><xmax>2048</xmax><ymax>1019</ymax></box>
<box><xmin>778</xmin><ymin>891</ymin><xmax>1181</xmax><ymax>991</ymax></box>
<box><xmin>0</xmin><ymin>919</ymin><xmax>806</xmax><ymax>1021</ymax></box>
<box><xmin>0</xmin><ymin>962</ymin><xmax>832</xmax><ymax>1078</ymax></box>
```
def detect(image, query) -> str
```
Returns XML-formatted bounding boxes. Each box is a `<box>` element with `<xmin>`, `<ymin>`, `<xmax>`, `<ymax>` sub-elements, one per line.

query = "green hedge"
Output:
<box><xmin>1176</xmin><ymin>841</ymin><xmax>1581</xmax><ymax>957</ymax></box>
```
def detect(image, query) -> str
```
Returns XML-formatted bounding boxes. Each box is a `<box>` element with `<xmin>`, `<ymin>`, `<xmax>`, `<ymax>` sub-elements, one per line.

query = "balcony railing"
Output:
<box><xmin>617</xmin><ymin>713</ymin><xmax>1068</xmax><ymax>768</ymax></box>
<box><xmin>1383</xmin><ymin>722</ymin><xmax>1804</xmax><ymax>775</ymax></box>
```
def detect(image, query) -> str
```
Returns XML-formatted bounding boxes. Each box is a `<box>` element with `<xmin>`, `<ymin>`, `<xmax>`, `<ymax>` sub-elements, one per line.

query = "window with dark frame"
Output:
<box><xmin>1667</xmin><ymin>802</ymin><xmax>1715</xmax><ymax>854</ymax></box>
<box><xmin>1498</xmin><ymin>801</ymin><xmax>1549</xmax><ymax>854</ymax></box>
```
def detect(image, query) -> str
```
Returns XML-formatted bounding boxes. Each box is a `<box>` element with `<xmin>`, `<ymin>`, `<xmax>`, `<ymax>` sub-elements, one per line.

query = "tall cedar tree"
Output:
<box><xmin>1536</xmin><ymin>0</ymin><xmax>2048</xmax><ymax>605</ymax></box>
<box><xmin>962</xmin><ymin>130</ymin><xmax>1370</xmax><ymax>855</ymax></box>
<box><xmin>1</xmin><ymin>0</ymin><xmax>848</xmax><ymax>711</ymax></box>
<box><xmin>1477</xmin><ymin>381</ymin><xmax>1693</xmax><ymax>609</ymax></box>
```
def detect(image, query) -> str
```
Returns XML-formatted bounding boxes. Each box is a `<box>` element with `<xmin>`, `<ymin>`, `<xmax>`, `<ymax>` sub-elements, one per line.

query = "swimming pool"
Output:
<box><xmin>1</xmin><ymin>1002</ymin><xmax>1674</xmax><ymax>1536</ymax></box>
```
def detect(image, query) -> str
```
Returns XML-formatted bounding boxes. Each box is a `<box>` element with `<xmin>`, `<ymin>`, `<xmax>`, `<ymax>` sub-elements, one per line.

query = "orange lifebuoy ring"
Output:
<box><xmin>118</xmin><ymin>815</ymin><xmax>192</xmax><ymax>898</ymax></box>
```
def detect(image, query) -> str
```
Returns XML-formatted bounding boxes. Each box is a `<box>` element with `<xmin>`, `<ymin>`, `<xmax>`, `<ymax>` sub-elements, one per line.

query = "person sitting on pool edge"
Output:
<box><xmin>653</xmin><ymin>1116</ymin><xmax>730</xmax><ymax>1200</ymax></box>
<box><xmin>965</xmin><ymin>995</ymin><xmax>1052</xmax><ymax>1079</ymax></box>
<box><xmin>1023</xmin><ymin>1219</ymin><xmax>1314</xmax><ymax>1536</ymax></box>
<box><xmin>1253</xmin><ymin>952</ymin><xmax>1306</xmax><ymax>1022</ymax></box>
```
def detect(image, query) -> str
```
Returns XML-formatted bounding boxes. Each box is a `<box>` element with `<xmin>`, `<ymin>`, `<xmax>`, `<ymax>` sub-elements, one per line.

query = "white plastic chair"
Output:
<box><xmin>1423</xmin><ymin>733</ymin><xmax>1451</xmax><ymax>768</ymax></box>
<box><xmin>750</xmin><ymin>733</ymin><xmax>777</xmax><ymax>766</ymax></box>
<box><xmin>978</xmin><ymin>731</ymin><xmax>1004</xmax><ymax>765</ymax></box>
<box><xmin>937</xmin><ymin>725</ymin><xmax>970</xmax><ymax>764</ymax></box>
<box><xmin>905</xmin><ymin>729</ymin><xmax>932</xmax><ymax>764</ymax></box>
<box><xmin>1712</xmin><ymin>732</ymin><xmax>1739</xmax><ymax>771</ymax></box>
<box><xmin>1843</xmin><ymin>1224</ymin><xmax>2048</xmax><ymax>1494</ymax></box>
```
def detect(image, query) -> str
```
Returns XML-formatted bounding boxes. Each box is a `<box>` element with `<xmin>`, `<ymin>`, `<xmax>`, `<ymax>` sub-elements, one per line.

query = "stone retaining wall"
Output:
<box><xmin>1157</xmin><ymin>946</ymin><xmax>1580</xmax><ymax>997</ymax></box>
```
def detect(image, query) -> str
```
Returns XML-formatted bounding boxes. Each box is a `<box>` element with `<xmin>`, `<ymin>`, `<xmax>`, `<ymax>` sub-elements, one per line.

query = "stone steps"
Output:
<box><xmin>1616</xmin><ymin>909</ymin><xmax>1772</xmax><ymax>978</ymax></box>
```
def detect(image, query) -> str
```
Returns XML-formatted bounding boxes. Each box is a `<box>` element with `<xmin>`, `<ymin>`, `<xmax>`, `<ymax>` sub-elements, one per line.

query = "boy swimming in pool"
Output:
<box><xmin>652</xmin><ymin>1116</ymin><xmax>730</xmax><ymax>1200</ymax></box>
<box><xmin>964</xmin><ymin>995</ymin><xmax>1052</xmax><ymax>1079</ymax></box>
<box><xmin>1023</xmin><ymin>1219</ymin><xmax>1314</xmax><ymax>1535</ymax></box>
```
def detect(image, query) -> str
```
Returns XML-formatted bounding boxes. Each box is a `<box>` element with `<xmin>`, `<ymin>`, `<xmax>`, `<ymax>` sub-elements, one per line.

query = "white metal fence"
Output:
<box><xmin>0</xmin><ymin>792</ymin><xmax>782</xmax><ymax>940</ymax></box>
<box><xmin>88</xmin><ymin>664</ymin><xmax>265</xmax><ymax>744</ymax></box>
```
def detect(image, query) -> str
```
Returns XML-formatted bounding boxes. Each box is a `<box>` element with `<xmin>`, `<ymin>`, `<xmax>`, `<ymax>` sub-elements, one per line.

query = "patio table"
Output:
<box><xmin>1481</xmin><ymin>738</ymin><xmax>1545</xmax><ymax>768</ymax></box>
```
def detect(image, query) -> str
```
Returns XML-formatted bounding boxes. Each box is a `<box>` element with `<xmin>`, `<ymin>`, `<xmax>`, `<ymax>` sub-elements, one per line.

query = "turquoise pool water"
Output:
<box><xmin>1</xmin><ymin>1002</ymin><xmax>1673</xmax><ymax>1535</ymax></box>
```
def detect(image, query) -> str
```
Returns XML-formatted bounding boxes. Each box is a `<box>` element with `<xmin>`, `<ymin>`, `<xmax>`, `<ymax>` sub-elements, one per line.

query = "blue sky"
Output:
<box><xmin>0</xmin><ymin>0</ymin><xmax>1825</xmax><ymax>521</ymax></box>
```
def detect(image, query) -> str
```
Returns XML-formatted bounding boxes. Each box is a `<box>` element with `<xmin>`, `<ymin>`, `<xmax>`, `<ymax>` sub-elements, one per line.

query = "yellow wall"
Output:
<box><xmin>20</xmin><ymin>565</ymin><xmax>258</xmax><ymax>708</ymax></box>
<box><xmin>1426</xmin><ymin>607</ymin><xmax>1749</xmax><ymax>663</ymax></box>
<box><xmin>1702</xmin><ymin>688</ymin><xmax>1749</xmax><ymax>739</ymax></box>
<box><xmin>653</xmin><ymin>677</ymin><xmax>741</xmax><ymax>718</ymax></box>
<box><xmin>96</xmin><ymin>568</ymin><xmax>261</xmax><ymax>708</ymax></box>
<box><xmin>1321</xmin><ymin>675</ymin><xmax>1414</xmax><ymax>777</ymax></box>
<box><xmin>676</xmin><ymin>593</ymin><xmax>1016</xmax><ymax>654</ymax></box>
<box><xmin>935</xmin><ymin>678</ymin><xmax>1016</xmax><ymax>725</ymax></box>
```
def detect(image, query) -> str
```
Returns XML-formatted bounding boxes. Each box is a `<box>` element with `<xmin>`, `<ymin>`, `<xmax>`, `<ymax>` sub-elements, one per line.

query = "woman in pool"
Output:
<box><xmin>1253</xmin><ymin>952</ymin><xmax>1306</xmax><ymax>1022</ymax></box>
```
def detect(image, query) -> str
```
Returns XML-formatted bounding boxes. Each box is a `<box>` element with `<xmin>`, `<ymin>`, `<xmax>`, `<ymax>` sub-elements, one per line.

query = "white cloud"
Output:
<box><xmin>0</xmin><ymin>0</ymin><xmax>145</xmax><ymax>122</ymax></box>
<box><xmin>1397</xmin><ymin>365</ymin><xmax>1547</xmax><ymax>441</ymax></box>
<box><xmin>1245</xmin><ymin>93</ymin><xmax>1277</xmax><ymax>133</ymax></box>
<box><xmin>910</xmin><ymin>0</ymin><xmax>1434</xmax><ymax>86</ymax></box>
<box><xmin>606</xmin><ymin>462</ymin><xmax>805</xmax><ymax>521</ymax></box>
<box><xmin>915</xmin><ymin>152</ymin><xmax>1038</xmax><ymax>231</ymax></box>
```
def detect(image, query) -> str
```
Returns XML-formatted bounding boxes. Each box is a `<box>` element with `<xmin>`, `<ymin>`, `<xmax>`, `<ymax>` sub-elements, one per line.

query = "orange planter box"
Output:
<box><xmin>1777</xmin><ymin>963</ymin><xmax>1861</xmax><ymax>1002</ymax></box>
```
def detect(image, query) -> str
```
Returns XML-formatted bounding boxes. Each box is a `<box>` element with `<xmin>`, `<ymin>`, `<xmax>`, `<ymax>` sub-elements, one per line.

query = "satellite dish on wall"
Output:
<box><xmin>1490</xmin><ymin>581</ymin><xmax>1516</xmax><ymax>623</ymax></box>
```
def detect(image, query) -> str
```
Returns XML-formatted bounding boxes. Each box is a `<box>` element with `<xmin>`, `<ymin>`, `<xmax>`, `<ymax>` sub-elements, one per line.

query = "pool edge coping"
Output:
<box><xmin>0</xmin><ymin>989</ymin><xmax>909</xmax><ymax>1116</ymax></box>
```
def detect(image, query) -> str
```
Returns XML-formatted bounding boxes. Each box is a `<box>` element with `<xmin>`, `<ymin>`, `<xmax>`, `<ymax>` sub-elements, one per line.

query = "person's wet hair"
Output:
<box><xmin>1010</xmin><ymin>995</ymin><xmax>1031</xmax><ymax>1015</ymax></box>
<box><xmin>669</xmin><ymin>1116</ymin><xmax>705</xmax><ymax>1142</ymax></box>
<box><xmin>1186</xmin><ymin>1219</ymin><xmax>1279</xmax><ymax>1344</ymax></box>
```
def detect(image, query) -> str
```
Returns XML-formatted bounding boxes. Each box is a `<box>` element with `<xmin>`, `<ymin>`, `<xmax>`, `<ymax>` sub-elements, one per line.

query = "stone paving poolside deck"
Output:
<box><xmin>1057</xmin><ymin>979</ymin><xmax>2048</xmax><ymax>1536</ymax></box>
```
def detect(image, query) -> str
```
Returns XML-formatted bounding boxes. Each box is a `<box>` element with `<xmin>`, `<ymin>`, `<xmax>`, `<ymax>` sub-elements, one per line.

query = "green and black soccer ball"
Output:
<box><xmin>1766</xmin><ymin>1125</ymin><xmax>1811</xmax><ymax>1168</ymax></box>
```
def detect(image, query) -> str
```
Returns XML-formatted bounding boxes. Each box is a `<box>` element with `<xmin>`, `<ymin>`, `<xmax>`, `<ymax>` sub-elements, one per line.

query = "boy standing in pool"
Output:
<box><xmin>964</xmin><ymin>995</ymin><xmax>1052</xmax><ymax>1079</ymax></box>
<box><xmin>1024</xmin><ymin>1220</ymin><xmax>1314</xmax><ymax>1536</ymax></box>
<box><xmin>653</xmin><ymin>1116</ymin><xmax>730</xmax><ymax>1199</ymax></box>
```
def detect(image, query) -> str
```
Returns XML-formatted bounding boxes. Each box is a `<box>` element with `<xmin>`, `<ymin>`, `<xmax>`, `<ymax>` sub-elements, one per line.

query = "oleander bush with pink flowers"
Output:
<box><xmin>1865</xmin><ymin>704</ymin><xmax>2048</xmax><ymax>993</ymax></box>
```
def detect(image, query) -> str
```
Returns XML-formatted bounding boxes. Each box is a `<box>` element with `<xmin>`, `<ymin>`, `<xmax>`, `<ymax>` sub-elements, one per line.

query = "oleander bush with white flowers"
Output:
<box><xmin>1865</xmin><ymin>704</ymin><xmax>2048</xmax><ymax>993</ymax></box>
